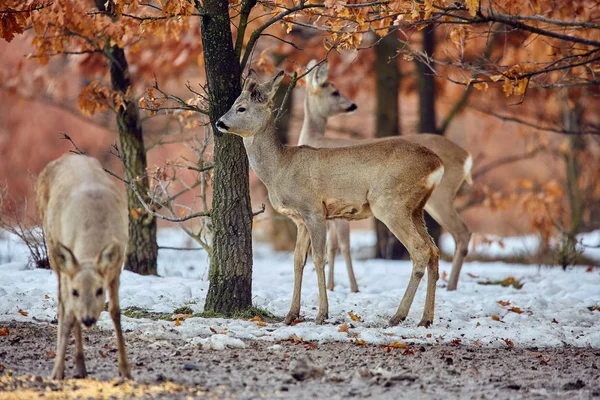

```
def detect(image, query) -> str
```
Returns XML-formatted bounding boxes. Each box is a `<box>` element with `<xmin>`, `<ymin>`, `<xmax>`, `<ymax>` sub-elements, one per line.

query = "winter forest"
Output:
<box><xmin>0</xmin><ymin>0</ymin><xmax>599</xmax><ymax>398</ymax></box>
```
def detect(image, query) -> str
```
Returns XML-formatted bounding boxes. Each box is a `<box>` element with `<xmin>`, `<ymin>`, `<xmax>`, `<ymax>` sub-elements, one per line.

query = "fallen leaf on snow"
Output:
<box><xmin>552</xmin><ymin>318</ymin><xmax>558</xmax><ymax>324</ymax></box>
<box><xmin>386</xmin><ymin>342</ymin><xmax>408</xmax><ymax>349</ymax></box>
<box><xmin>256</xmin><ymin>321</ymin><xmax>267</xmax><ymax>327</ymax></box>
<box><xmin>497</xmin><ymin>300</ymin><xmax>511</xmax><ymax>307</ymax></box>
<box><xmin>338</xmin><ymin>323</ymin><xmax>349</xmax><ymax>333</ymax></box>
<box><xmin>441</xmin><ymin>271</ymin><xmax>448</xmax><ymax>282</ymax></box>
<box><xmin>18</xmin><ymin>309</ymin><xmax>28</xmax><ymax>317</ymax></box>
<box><xmin>354</xmin><ymin>339</ymin><xmax>367</xmax><ymax>346</ymax></box>
<box><xmin>172</xmin><ymin>313</ymin><xmax>192</xmax><ymax>320</ymax></box>
<box><xmin>426</xmin><ymin>333</ymin><xmax>432</xmax><ymax>338</ymax></box>
<box><xmin>451</xmin><ymin>339</ymin><xmax>462</xmax><ymax>345</ymax></box>
<box><xmin>348</xmin><ymin>312</ymin><xmax>362</xmax><ymax>322</ymax></box>
<box><xmin>491</xmin><ymin>315</ymin><xmax>502</xmax><ymax>322</ymax></box>
<box><xmin>0</xmin><ymin>328</ymin><xmax>8</xmax><ymax>336</ymax></box>
<box><xmin>290</xmin><ymin>318</ymin><xmax>304</xmax><ymax>326</ymax></box>
<box><xmin>508</xmin><ymin>307</ymin><xmax>524</xmax><ymax>314</ymax></box>
<box><xmin>250</xmin><ymin>315</ymin><xmax>262</xmax><ymax>322</ymax></box>
<box><xmin>503</xmin><ymin>338</ymin><xmax>514</xmax><ymax>347</ymax></box>
<box><xmin>209</xmin><ymin>327</ymin><xmax>217</xmax><ymax>334</ymax></box>
<box><xmin>467</xmin><ymin>273</ymin><xmax>479</xmax><ymax>278</ymax></box>
<box><xmin>476</xmin><ymin>321</ymin><xmax>481</xmax><ymax>327</ymax></box>
<box><xmin>586</xmin><ymin>266</ymin><xmax>593</xmax><ymax>272</ymax></box>
<box><xmin>175</xmin><ymin>318</ymin><xmax>181</xmax><ymax>326</ymax></box>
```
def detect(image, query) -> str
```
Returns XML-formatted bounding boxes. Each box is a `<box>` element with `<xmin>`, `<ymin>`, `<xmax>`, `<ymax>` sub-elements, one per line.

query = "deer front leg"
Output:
<box><xmin>108</xmin><ymin>277</ymin><xmax>131</xmax><ymax>379</ymax></box>
<box><xmin>73</xmin><ymin>323</ymin><xmax>87</xmax><ymax>378</ymax></box>
<box><xmin>306</xmin><ymin>219</ymin><xmax>329</xmax><ymax>325</ymax></box>
<box><xmin>285</xmin><ymin>222</ymin><xmax>311</xmax><ymax>325</ymax></box>
<box><xmin>327</xmin><ymin>221</ymin><xmax>338</xmax><ymax>291</ymax></box>
<box><xmin>51</xmin><ymin>310</ymin><xmax>74</xmax><ymax>380</ymax></box>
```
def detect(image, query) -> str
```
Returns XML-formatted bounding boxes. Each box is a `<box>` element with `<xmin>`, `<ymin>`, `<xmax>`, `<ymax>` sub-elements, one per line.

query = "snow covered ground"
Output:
<box><xmin>0</xmin><ymin>228</ymin><xmax>599</xmax><ymax>349</ymax></box>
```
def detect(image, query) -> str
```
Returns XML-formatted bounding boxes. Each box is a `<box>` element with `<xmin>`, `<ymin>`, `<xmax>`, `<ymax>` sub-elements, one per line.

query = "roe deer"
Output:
<box><xmin>217</xmin><ymin>70</ymin><xmax>444</xmax><ymax>327</ymax></box>
<box><xmin>299</xmin><ymin>60</ymin><xmax>473</xmax><ymax>292</ymax></box>
<box><xmin>36</xmin><ymin>154</ymin><xmax>131</xmax><ymax>379</ymax></box>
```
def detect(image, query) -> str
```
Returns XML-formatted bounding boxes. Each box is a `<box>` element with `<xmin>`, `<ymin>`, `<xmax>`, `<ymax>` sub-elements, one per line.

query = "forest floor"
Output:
<box><xmin>0</xmin><ymin>321</ymin><xmax>598</xmax><ymax>400</ymax></box>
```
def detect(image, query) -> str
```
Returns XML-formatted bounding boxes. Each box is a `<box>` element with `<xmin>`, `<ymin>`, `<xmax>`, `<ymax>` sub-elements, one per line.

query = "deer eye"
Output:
<box><xmin>237</xmin><ymin>107</ymin><xmax>246</xmax><ymax>113</ymax></box>
<box><xmin>96</xmin><ymin>288</ymin><xmax>103</xmax><ymax>296</ymax></box>
<box><xmin>332</xmin><ymin>91</ymin><xmax>340</xmax><ymax>97</ymax></box>
<box><xmin>72</xmin><ymin>289</ymin><xmax>79</xmax><ymax>297</ymax></box>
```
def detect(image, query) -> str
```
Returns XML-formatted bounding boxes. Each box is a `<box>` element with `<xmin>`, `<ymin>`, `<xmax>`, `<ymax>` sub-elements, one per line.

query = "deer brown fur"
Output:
<box><xmin>217</xmin><ymin>70</ymin><xmax>444</xmax><ymax>327</ymax></box>
<box><xmin>36</xmin><ymin>154</ymin><xmax>130</xmax><ymax>379</ymax></box>
<box><xmin>299</xmin><ymin>60</ymin><xmax>473</xmax><ymax>292</ymax></box>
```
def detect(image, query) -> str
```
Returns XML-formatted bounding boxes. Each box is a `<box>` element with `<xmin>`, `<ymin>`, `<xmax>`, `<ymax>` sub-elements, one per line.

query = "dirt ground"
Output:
<box><xmin>0</xmin><ymin>321</ymin><xmax>598</xmax><ymax>399</ymax></box>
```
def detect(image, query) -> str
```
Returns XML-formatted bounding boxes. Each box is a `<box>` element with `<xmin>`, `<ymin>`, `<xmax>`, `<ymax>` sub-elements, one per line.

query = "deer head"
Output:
<box><xmin>305</xmin><ymin>59</ymin><xmax>357</xmax><ymax>118</ymax></box>
<box><xmin>216</xmin><ymin>70</ymin><xmax>285</xmax><ymax>137</ymax></box>
<box><xmin>53</xmin><ymin>241</ymin><xmax>123</xmax><ymax>328</ymax></box>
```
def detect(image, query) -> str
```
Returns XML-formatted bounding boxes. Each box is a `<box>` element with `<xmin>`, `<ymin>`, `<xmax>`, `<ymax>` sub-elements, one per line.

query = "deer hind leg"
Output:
<box><xmin>285</xmin><ymin>221</ymin><xmax>311</xmax><ymax>325</ymax></box>
<box><xmin>373</xmin><ymin>199</ymin><xmax>438</xmax><ymax>327</ymax></box>
<box><xmin>335</xmin><ymin>219</ymin><xmax>358</xmax><ymax>293</ymax></box>
<box><xmin>327</xmin><ymin>221</ymin><xmax>338</xmax><ymax>291</ymax></box>
<box><xmin>425</xmin><ymin>196</ymin><xmax>471</xmax><ymax>291</ymax></box>
<box><xmin>73</xmin><ymin>323</ymin><xmax>87</xmax><ymax>378</ymax></box>
<box><xmin>108</xmin><ymin>276</ymin><xmax>131</xmax><ymax>379</ymax></box>
<box><xmin>305</xmin><ymin>217</ymin><xmax>329</xmax><ymax>325</ymax></box>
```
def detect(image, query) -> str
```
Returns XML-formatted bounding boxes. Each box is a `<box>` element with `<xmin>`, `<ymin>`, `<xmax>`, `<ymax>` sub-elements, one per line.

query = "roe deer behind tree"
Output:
<box><xmin>36</xmin><ymin>154</ymin><xmax>131</xmax><ymax>380</ymax></box>
<box><xmin>299</xmin><ymin>60</ymin><xmax>473</xmax><ymax>292</ymax></box>
<box><xmin>217</xmin><ymin>70</ymin><xmax>444</xmax><ymax>327</ymax></box>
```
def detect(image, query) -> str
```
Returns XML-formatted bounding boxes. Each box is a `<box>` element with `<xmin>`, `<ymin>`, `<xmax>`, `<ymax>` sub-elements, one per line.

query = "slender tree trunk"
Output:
<box><xmin>373</xmin><ymin>32</ymin><xmax>406</xmax><ymax>260</ymax></box>
<box><xmin>201</xmin><ymin>0</ymin><xmax>254</xmax><ymax>314</ymax></box>
<box><xmin>99</xmin><ymin>0</ymin><xmax>158</xmax><ymax>275</ymax></box>
<box><xmin>415</xmin><ymin>26</ymin><xmax>442</xmax><ymax>246</ymax></box>
<box><xmin>269</xmin><ymin>80</ymin><xmax>297</xmax><ymax>251</ymax></box>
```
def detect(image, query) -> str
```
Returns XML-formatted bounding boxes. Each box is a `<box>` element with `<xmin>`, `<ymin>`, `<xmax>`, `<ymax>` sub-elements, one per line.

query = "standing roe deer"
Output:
<box><xmin>299</xmin><ymin>60</ymin><xmax>473</xmax><ymax>292</ymax></box>
<box><xmin>217</xmin><ymin>70</ymin><xmax>444</xmax><ymax>327</ymax></box>
<box><xmin>36</xmin><ymin>154</ymin><xmax>131</xmax><ymax>379</ymax></box>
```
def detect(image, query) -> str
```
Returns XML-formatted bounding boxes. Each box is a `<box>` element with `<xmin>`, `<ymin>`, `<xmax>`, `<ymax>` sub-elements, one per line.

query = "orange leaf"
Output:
<box><xmin>348</xmin><ymin>312</ymin><xmax>362</xmax><ymax>322</ymax></box>
<box><xmin>0</xmin><ymin>328</ymin><xmax>8</xmax><ymax>337</ymax></box>
<box><xmin>209</xmin><ymin>327</ymin><xmax>217</xmax><ymax>334</ymax></box>
<box><xmin>426</xmin><ymin>333</ymin><xmax>432</xmax><ymax>338</ymax></box>
<box><xmin>338</xmin><ymin>323</ymin><xmax>349</xmax><ymax>333</ymax></box>
<box><xmin>18</xmin><ymin>309</ymin><xmax>28</xmax><ymax>317</ymax></box>
<box><xmin>256</xmin><ymin>321</ymin><xmax>267</xmax><ymax>327</ymax></box>
<box><xmin>503</xmin><ymin>338</ymin><xmax>514</xmax><ymax>347</ymax></box>
<box><xmin>131</xmin><ymin>208</ymin><xmax>140</xmax><ymax>220</ymax></box>
<box><xmin>387</xmin><ymin>342</ymin><xmax>408</xmax><ymax>349</ymax></box>
<box><xmin>290</xmin><ymin>333</ymin><xmax>303</xmax><ymax>343</ymax></box>
<box><xmin>586</xmin><ymin>266</ymin><xmax>594</xmax><ymax>273</ymax></box>
<box><xmin>491</xmin><ymin>315</ymin><xmax>502</xmax><ymax>322</ymax></box>
<box><xmin>441</xmin><ymin>271</ymin><xmax>448</xmax><ymax>282</ymax></box>
<box><xmin>250</xmin><ymin>315</ymin><xmax>262</xmax><ymax>322</ymax></box>
<box><xmin>476</xmin><ymin>322</ymin><xmax>481</xmax><ymax>327</ymax></box>
<box><xmin>451</xmin><ymin>339</ymin><xmax>462</xmax><ymax>345</ymax></box>
<box><xmin>473</xmin><ymin>340</ymin><xmax>482</xmax><ymax>346</ymax></box>
<box><xmin>354</xmin><ymin>339</ymin><xmax>367</xmax><ymax>346</ymax></box>
<box><xmin>44</xmin><ymin>295</ymin><xmax>50</xmax><ymax>299</ymax></box>
<box><xmin>304</xmin><ymin>342</ymin><xmax>318</xmax><ymax>350</ymax></box>
<box><xmin>497</xmin><ymin>300</ymin><xmax>511</xmax><ymax>307</ymax></box>
<box><xmin>508</xmin><ymin>307</ymin><xmax>524</xmax><ymax>314</ymax></box>
<box><xmin>175</xmin><ymin>318</ymin><xmax>181</xmax><ymax>326</ymax></box>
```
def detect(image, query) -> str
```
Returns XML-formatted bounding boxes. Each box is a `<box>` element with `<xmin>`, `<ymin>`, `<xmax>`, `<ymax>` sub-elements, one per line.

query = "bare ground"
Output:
<box><xmin>0</xmin><ymin>321</ymin><xmax>599</xmax><ymax>399</ymax></box>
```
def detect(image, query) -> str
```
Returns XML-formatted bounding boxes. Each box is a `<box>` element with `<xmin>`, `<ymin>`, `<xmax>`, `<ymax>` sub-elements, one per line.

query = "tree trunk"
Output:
<box><xmin>101</xmin><ymin>0</ymin><xmax>158</xmax><ymax>276</ymax></box>
<box><xmin>201</xmin><ymin>0</ymin><xmax>254</xmax><ymax>314</ymax></box>
<box><xmin>269</xmin><ymin>80</ymin><xmax>297</xmax><ymax>251</ymax></box>
<box><xmin>373</xmin><ymin>32</ymin><xmax>406</xmax><ymax>260</ymax></box>
<box><xmin>415</xmin><ymin>26</ymin><xmax>442</xmax><ymax>246</ymax></box>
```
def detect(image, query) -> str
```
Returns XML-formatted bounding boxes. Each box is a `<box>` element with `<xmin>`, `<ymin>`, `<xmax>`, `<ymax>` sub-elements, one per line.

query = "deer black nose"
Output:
<box><xmin>216</xmin><ymin>120</ymin><xmax>229</xmax><ymax>130</ymax></box>
<box><xmin>82</xmin><ymin>317</ymin><xmax>97</xmax><ymax>327</ymax></box>
<box><xmin>346</xmin><ymin>103</ymin><xmax>357</xmax><ymax>112</ymax></box>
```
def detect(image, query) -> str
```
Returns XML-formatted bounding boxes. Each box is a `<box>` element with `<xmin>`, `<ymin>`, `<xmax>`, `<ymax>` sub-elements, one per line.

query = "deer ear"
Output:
<box><xmin>96</xmin><ymin>240</ymin><xmax>123</xmax><ymax>277</ymax></box>
<box><xmin>265</xmin><ymin>70</ymin><xmax>285</xmax><ymax>102</ymax></box>
<box><xmin>315</xmin><ymin>61</ymin><xmax>329</xmax><ymax>85</ymax></box>
<box><xmin>243</xmin><ymin>69</ymin><xmax>259</xmax><ymax>92</ymax></box>
<box><xmin>53</xmin><ymin>242</ymin><xmax>79</xmax><ymax>277</ymax></box>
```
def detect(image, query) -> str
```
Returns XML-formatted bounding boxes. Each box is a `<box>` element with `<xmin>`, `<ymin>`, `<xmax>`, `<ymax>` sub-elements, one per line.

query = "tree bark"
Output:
<box><xmin>415</xmin><ymin>26</ymin><xmax>442</xmax><ymax>246</ymax></box>
<box><xmin>373</xmin><ymin>32</ymin><xmax>406</xmax><ymax>260</ymax></box>
<box><xmin>100</xmin><ymin>0</ymin><xmax>158</xmax><ymax>275</ymax></box>
<box><xmin>201</xmin><ymin>0</ymin><xmax>254</xmax><ymax>314</ymax></box>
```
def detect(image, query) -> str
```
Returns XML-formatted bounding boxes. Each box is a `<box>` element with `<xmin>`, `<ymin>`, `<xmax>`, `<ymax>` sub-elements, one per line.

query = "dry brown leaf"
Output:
<box><xmin>338</xmin><ymin>323</ymin><xmax>349</xmax><ymax>333</ymax></box>
<box><xmin>250</xmin><ymin>315</ymin><xmax>262</xmax><ymax>322</ymax></box>
<box><xmin>473</xmin><ymin>340</ymin><xmax>482</xmax><ymax>346</ymax></box>
<box><xmin>46</xmin><ymin>351</ymin><xmax>56</xmax><ymax>359</ymax></box>
<box><xmin>441</xmin><ymin>271</ymin><xmax>448</xmax><ymax>282</ymax></box>
<box><xmin>491</xmin><ymin>315</ymin><xmax>502</xmax><ymax>322</ymax></box>
<box><xmin>348</xmin><ymin>312</ymin><xmax>362</xmax><ymax>322</ymax></box>
<box><xmin>44</xmin><ymin>294</ymin><xmax>50</xmax><ymax>299</ymax></box>
<box><xmin>476</xmin><ymin>321</ymin><xmax>481</xmax><ymax>327</ymax></box>
<box><xmin>0</xmin><ymin>328</ymin><xmax>8</xmax><ymax>336</ymax></box>
<box><xmin>503</xmin><ymin>338</ymin><xmax>514</xmax><ymax>347</ymax></box>
<box><xmin>18</xmin><ymin>309</ymin><xmax>28</xmax><ymax>317</ymax></box>
<box><xmin>551</xmin><ymin>318</ymin><xmax>558</xmax><ymax>324</ymax></box>
<box><xmin>290</xmin><ymin>333</ymin><xmax>303</xmax><ymax>343</ymax></box>
<box><xmin>172</xmin><ymin>313</ymin><xmax>192</xmax><ymax>320</ymax></box>
<box><xmin>304</xmin><ymin>342</ymin><xmax>318</xmax><ymax>350</ymax></box>
<box><xmin>451</xmin><ymin>339</ymin><xmax>462</xmax><ymax>345</ymax></box>
<box><xmin>175</xmin><ymin>317</ymin><xmax>181</xmax><ymax>327</ymax></box>
<box><xmin>387</xmin><ymin>342</ymin><xmax>408</xmax><ymax>349</ymax></box>
<box><xmin>497</xmin><ymin>300</ymin><xmax>511</xmax><ymax>307</ymax></box>
<box><xmin>508</xmin><ymin>307</ymin><xmax>524</xmax><ymax>314</ymax></box>
<box><xmin>209</xmin><ymin>327</ymin><xmax>217</xmax><ymax>334</ymax></box>
<box><xmin>586</xmin><ymin>266</ymin><xmax>594</xmax><ymax>273</ymax></box>
<box><xmin>291</xmin><ymin>318</ymin><xmax>305</xmax><ymax>326</ymax></box>
<box><xmin>354</xmin><ymin>339</ymin><xmax>367</xmax><ymax>346</ymax></box>
<box><xmin>426</xmin><ymin>333</ymin><xmax>432</xmax><ymax>338</ymax></box>
<box><xmin>256</xmin><ymin>321</ymin><xmax>267</xmax><ymax>327</ymax></box>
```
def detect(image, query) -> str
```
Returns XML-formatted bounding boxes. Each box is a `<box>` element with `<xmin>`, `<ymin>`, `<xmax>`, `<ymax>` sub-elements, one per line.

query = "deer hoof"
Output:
<box><xmin>119</xmin><ymin>364</ymin><xmax>132</xmax><ymax>380</ymax></box>
<box><xmin>327</xmin><ymin>284</ymin><xmax>334</xmax><ymax>291</ymax></box>
<box><xmin>315</xmin><ymin>313</ymin><xmax>328</xmax><ymax>325</ymax></box>
<box><xmin>389</xmin><ymin>315</ymin><xmax>406</xmax><ymax>327</ymax></box>
<box><xmin>418</xmin><ymin>318</ymin><xmax>432</xmax><ymax>328</ymax></box>
<box><xmin>284</xmin><ymin>311</ymin><xmax>299</xmax><ymax>325</ymax></box>
<box><xmin>350</xmin><ymin>287</ymin><xmax>359</xmax><ymax>293</ymax></box>
<box><xmin>50</xmin><ymin>369</ymin><xmax>64</xmax><ymax>380</ymax></box>
<box><xmin>446</xmin><ymin>284</ymin><xmax>457</xmax><ymax>291</ymax></box>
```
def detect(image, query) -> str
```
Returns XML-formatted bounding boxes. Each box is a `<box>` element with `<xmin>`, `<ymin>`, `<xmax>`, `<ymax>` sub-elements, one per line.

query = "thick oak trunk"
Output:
<box><xmin>201</xmin><ymin>0</ymin><xmax>254</xmax><ymax>314</ymax></box>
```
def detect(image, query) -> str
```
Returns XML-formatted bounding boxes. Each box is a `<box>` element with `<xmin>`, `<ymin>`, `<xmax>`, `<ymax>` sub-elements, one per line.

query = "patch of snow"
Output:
<box><xmin>0</xmin><ymin>229</ymin><xmax>599</xmax><ymax>349</ymax></box>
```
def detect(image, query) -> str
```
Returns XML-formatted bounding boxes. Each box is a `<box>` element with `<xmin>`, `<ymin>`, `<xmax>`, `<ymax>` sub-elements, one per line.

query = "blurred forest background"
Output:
<box><xmin>1</xmin><ymin>0</ymin><xmax>599</xmax><ymax>278</ymax></box>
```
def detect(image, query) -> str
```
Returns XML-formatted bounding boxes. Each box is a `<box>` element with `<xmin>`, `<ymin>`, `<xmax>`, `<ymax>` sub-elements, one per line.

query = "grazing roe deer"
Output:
<box><xmin>217</xmin><ymin>70</ymin><xmax>444</xmax><ymax>327</ymax></box>
<box><xmin>299</xmin><ymin>60</ymin><xmax>473</xmax><ymax>292</ymax></box>
<box><xmin>36</xmin><ymin>154</ymin><xmax>131</xmax><ymax>379</ymax></box>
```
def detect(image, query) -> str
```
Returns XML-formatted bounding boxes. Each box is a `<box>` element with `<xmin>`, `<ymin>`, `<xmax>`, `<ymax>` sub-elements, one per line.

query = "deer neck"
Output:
<box><xmin>299</xmin><ymin>94</ymin><xmax>328</xmax><ymax>144</ymax></box>
<box><xmin>242</xmin><ymin>118</ymin><xmax>284</xmax><ymax>186</ymax></box>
